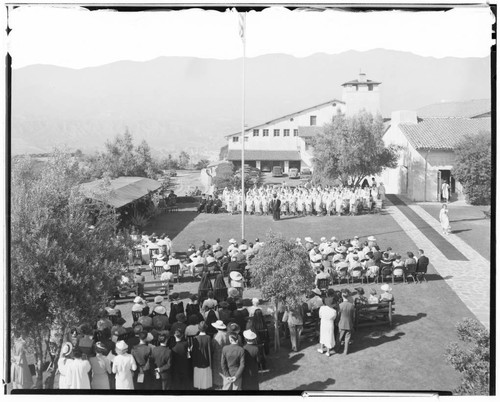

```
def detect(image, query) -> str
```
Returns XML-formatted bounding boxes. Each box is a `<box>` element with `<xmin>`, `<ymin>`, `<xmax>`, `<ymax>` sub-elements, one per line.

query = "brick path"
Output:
<box><xmin>385</xmin><ymin>195</ymin><xmax>490</xmax><ymax>329</ymax></box>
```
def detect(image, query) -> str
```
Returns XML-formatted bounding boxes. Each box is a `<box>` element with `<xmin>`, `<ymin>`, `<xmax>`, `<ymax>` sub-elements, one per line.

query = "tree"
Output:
<box><xmin>160</xmin><ymin>154</ymin><xmax>179</xmax><ymax>170</ymax></box>
<box><xmin>312</xmin><ymin>110</ymin><xmax>399</xmax><ymax>186</ymax></box>
<box><xmin>10</xmin><ymin>150</ymin><xmax>132</xmax><ymax>388</ymax></box>
<box><xmin>453</xmin><ymin>131</ymin><xmax>491</xmax><ymax>205</ymax></box>
<box><xmin>194</xmin><ymin>159</ymin><xmax>210</xmax><ymax>170</ymax></box>
<box><xmin>178</xmin><ymin>151</ymin><xmax>190</xmax><ymax>169</ymax></box>
<box><xmin>250</xmin><ymin>231</ymin><xmax>315</xmax><ymax>350</ymax></box>
<box><xmin>445</xmin><ymin>318</ymin><xmax>490</xmax><ymax>395</ymax></box>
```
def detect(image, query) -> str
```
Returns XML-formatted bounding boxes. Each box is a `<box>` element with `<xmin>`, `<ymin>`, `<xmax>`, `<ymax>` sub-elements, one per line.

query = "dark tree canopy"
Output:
<box><xmin>312</xmin><ymin>110</ymin><xmax>399</xmax><ymax>186</ymax></box>
<box><xmin>453</xmin><ymin>131</ymin><xmax>491</xmax><ymax>205</ymax></box>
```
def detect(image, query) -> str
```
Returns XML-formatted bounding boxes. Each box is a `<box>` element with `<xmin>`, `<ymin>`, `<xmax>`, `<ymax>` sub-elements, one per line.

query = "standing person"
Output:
<box><xmin>131</xmin><ymin>331</ymin><xmax>153</xmax><ymax>390</ymax></box>
<box><xmin>442</xmin><ymin>180</ymin><xmax>450</xmax><ymax>203</ymax></box>
<box><xmin>378</xmin><ymin>182</ymin><xmax>386</xmax><ymax>206</ymax></box>
<box><xmin>11</xmin><ymin>333</ymin><xmax>34</xmax><ymax>390</ymax></box>
<box><xmin>242</xmin><ymin>330</ymin><xmax>260</xmax><ymax>391</ymax></box>
<box><xmin>57</xmin><ymin>342</ymin><xmax>73</xmax><ymax>389</ymax></box>
<box><xmin>282</xmin><ymin>305</ymin><xmax>304</xmax><ymax>352</ymax></box>
<box><xmin>169</xmin><ymin>293</ymin><xmax>185</xmax><ymax>325</ymax></box>
<box><xmin>221</xmin><ymin>332</ymin><xmax>245</xmax><ymax>390</ymax></box>
<box><xmin>317</xmin><ymin>298</ymin><xmax>337</xmax><ymax>357</ymax></box>
<box><xmin>170</xmin><ymin>329</ymin><xmax>191</xmax><ymax>391</ymax></box>
<box><xmin>66</xmin><ymin>347</ymin><xmax>91</xmax><ymax>389</ymax></box>
<box><xmin>89</xmin><ymin>342</ymin><xmax>112</xmax><ymax>390</ymax></box>
<box><xmin>191</xmin><ymin>321</ymin><xmax>213</xmax><ymax>390</ymax></box>
<box><xmin>416</xmin><ymin>249</ymin><xmax>430</xmax><ymax>283</ymax></box>
<box><xmin>270</xmin><ymin>193</ymin><xmax>281</xmax><ymax>221</ymax></box>
<box><xmin>211</xmin><ymin>320</ymin><xmax>229</xmax><ymax>390</ymax></box>
<box><xmin>151</xmin><ymin>333</ymin><xmax>172</xmax><ymax>391</ymax></box>
<box><xmin>439</xmin><ymin>204</ymin><xmax>451</xmax><ymax>235</ymax></box>
<box><xmin>113</xmin><ymin>340</ymin><xmax>137</xmax><ymax>390</ymax></box>
<box><xmin>337</xmin><ymin>290</ymin><xmax>355</xmax><ymax>355</ymax></box>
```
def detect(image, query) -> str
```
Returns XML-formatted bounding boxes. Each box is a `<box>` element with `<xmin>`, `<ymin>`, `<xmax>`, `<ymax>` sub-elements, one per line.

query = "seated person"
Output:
<box><xmin>353</xmin><ymin>287</ymin><xmax>368</xmax><ymax>305</ymax></box>
<box><xmin>392</xmin><ymin>255</ymin><xmax>404</xmax><ymax>268</ymax></box>
<box><xmin>368</xmin><ymin>289</ymin><xmax>379</xmax><ymax>304</ymax></box>
<box><xmin>201</xmin><ymin>290</ymin><xmax>218</xmax><ymax>312</ymax></box>
<box><xmin>197</xmin><ymin>195</ymin><xmax>207</xmax><ymax>213</ymax></box>
<box><xmin>315</xmin><ymin>266</ymin><xmax>330</xmax><ymax>288</ymax></box>
<box><xmin>167</xmin><ymin>190</ymin><xmax>177</xmax><ymax>206</ymax></box>
<box><xmin>167</xmin><ymin>253</ymin><xmax>185</xmax><ymax>277</ymax></box>
<box><xmin>348</xmin><ymin>255</ymin><xmax>363</xmax><ymax>273</ymax></box>
<box><xmin>379</xmin><ymin>284</ymin><xmax>395</xmax><ymax>304</ymax></box>
<box><xmin>204</xmin><ymin>195</ymin><xmax>214</xmax><ymax>213</ymax></box>
<box><xmin>404</xmin><ymin>252</ymin><xmax>417</xmax><ymax>268</ymax></box>
<box><xmin>212</xmin><ymin>195</ymin><xmax>222</xmax><ymax>214</ymax></box>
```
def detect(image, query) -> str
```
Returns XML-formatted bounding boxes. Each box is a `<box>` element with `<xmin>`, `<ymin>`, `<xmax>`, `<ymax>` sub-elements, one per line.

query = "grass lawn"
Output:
<box><xmin>131</xmin><ymin>206</ymin><xmax>478</xmax><ymax>392</ymax></box>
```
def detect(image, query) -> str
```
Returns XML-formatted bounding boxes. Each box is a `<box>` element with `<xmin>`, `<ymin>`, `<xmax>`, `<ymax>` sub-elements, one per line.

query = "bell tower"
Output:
<box><xmin>341</xmin><ymin>72</ymin><xmax>381</xmax><ymax>116</ymax></box>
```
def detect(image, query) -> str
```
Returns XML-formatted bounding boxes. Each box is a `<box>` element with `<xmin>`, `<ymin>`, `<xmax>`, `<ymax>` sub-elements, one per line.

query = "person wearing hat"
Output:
<box><xmin>151</xmin><ymin>332</ymin><xmax>172</xmax><ymax>390</ymax></box>
<box><xmin>113</xmin><ymin>340</ymin><xmax>136</xmax><ymax>389</ymax></box>
<box><xmin>242</xmin><ymin>330</ymin><xmax>260</xmax><ymax>390</ymax></box>
<box><xmin>168</xmin><ymin>293</ymin><xmax>185</xmax><ymax>325</ymax></box>
<box><xmin>126</xmin><ymin>323</ymin><xmax>143</xmax><ymax>353</ymax></box>
<box><xmin>307</xmin><ymin>288</ymin><xmax>324</xmax><ymax>313</ymax></box>
<box><xmin>160</xmin><ymin>263</ymin><xmax>174</xmax><ymax>295</ymax></box>
<box><xmin>57</xmin><ymin>342</ymin><xmax>74</xmax><ymax>389</ymax></box>
<box><xmin>227</xmin><ymin>239</ymin><xmax>238</xmax><ymax>255</ymax></box>
<box><xmin>221</xmin><ymin>332</ymin><xmax>245</xmax><ymax>390</ymax></box>
<box><xmin>247</xmin><ymin>298</ymin><xmax>261</xmax><ymax>318</ymax></box>
<box><xmin>66</xmin><ymin>347</ymin><xmax>91</xmax><ymax>389</ymax></box>
<box><xmin>351</xmin><ymin>236</ymin><xmax>360</xmax><ymax>248</ymax></box>
<box><xmin>89</xmin><ymin>342</ymin><xmax>112</xmax><ymax>389</ymax></box>
<box><xmin>170</xmin><ymin>328</ymin><xmax>191</xmax><ymax>390</ymax></box>
<box><xmin>318</xmin><ymin>298</ymin><xmax>337</xmax><ymax>357</ymax></box>
<box><xmin>229</xmin><ymin>271</ymin><xmax>244</xmax><ymax>299</ymax></box>
<box><xmin>318</xmin><ymin>237</ymin><xmax>328</xmax><ymax>254</ymax></box>
<box><xmin>202</xmin><ymin>290</ymin><xmax>218</xmax><ymax>312</ymax></box>
<box><xmin>138</xmin><ymin>309</ymin><xmax>153</xmax><ymax>332</ymax></box>
<box><xmin>368</xmin><ymin>289</ymin><xmax>380</xmax><ymax>307</ymax></box>
<box><xmin>191</xmin><ymin>321</ymin><xmax>213</xmax><ymax>390</ymax></box>
<box><xmin>304</xmin><ymin>237</ymin><xmax>314</xmax><ymax>252</ymax></box>
<box><xmin>380</xmin><ymin>284</ymin><xmax>395</xmax><ymax>304</ymax></box>
<box><xmin>337</xmin><ymin>290</ymin><xmax>355</xmax><ymax>355</ymax></box>
<box><xmin>330</xmin><ymin>237</ymin><xmax>339</xmax><ymax>250</ymax></box>
<box><xmin>152</xmin><ymin>305</ymin><xmax>169</xmax><ymax>331</ymax></box>
<box><xmin>211</xmin><ymin>320</ymin><xmax>229</xmax><ymax>390</ymax></box>
<box><xmin>186</xmin><ymin>294</ymin><xmax>204</xmax><ymax>323</ymax></box>
<box><xmin>171</xmin><ymin>313</ymin><xmax>188</xmax><ymax>336</ymax></box>
<box><xmin>131</xmin><ymin>331</ymin><xmax>153</xmax><ymax>390</ymax></box>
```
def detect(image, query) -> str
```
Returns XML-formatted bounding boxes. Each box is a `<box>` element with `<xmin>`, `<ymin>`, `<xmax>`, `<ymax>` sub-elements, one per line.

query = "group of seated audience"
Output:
<box><xmin>57</xmin><ymin>289</ymin><xmax>271</xmax><ymax>391</ymax></box>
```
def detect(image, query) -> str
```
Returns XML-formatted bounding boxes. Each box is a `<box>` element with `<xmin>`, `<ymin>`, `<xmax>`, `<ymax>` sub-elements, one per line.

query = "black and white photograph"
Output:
<box><xmin>4</xmin><ymin>1</ymin><xmax>494</xmax><ymax>396</ymax></box>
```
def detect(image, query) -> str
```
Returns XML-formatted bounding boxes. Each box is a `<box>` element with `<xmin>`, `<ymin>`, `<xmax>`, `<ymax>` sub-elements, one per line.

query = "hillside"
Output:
<box><xmin>12</xmin><ymin>49</ymin><xmax>490</xmax><ymax>156</ymax></box>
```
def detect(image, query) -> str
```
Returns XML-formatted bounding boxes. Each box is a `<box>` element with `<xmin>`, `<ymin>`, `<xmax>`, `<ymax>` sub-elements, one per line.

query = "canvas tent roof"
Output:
<box><xmin>78</xmin><ymin>176</ymin><xmax>162</xmax><ymax>209</ymax></box>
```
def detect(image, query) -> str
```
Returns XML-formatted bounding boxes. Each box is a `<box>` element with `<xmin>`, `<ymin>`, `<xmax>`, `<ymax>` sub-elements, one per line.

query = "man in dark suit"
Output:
<box><xmin>337</xmin><ymin>290</ymin><xmax>355</xmax><ymax>355</ymax></box>
<box><xmin>213</xmin><ymin>195</ymin><xmax>222</xmax><ymax>214</ymax></box>
<box><xmin>205</xmin><ymin>195</ymin><xmax>214</xmax><ymax>213</ymax></box>
<box><xmin>197</xmin><ymin>195</ymin><xmax>207</xmax><ymax>213</ymax></box>
<box><xmin>151</xmin><ymin>333</ymin><xmax>171</xmax><ymax>390</ymax></box>
<box><xmin>131</xmin><ymin>331</ymin><xmax>153</xmax><ymax>390</ymax></box>
<box><xmin>221</xmin><ymin>332</ymin><xmax>245</xmax><ymax>390</ymax></box>
<box><xmin>416</xmin><ymin>249</ymin><xmax>429</xmax><ymax>282</ymax></box>
<box><xmin>170</xmin><ymin>329</ymin><xmax>191</xmax><ymax>390</ymax></box>
<box><xmin>270</xmin><ymin>193</ymin><xmax>281</xmax><ymax>221</ymax></box>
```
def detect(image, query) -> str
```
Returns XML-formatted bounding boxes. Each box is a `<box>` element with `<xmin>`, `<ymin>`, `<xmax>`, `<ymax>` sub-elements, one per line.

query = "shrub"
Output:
<box><xmin>445</xmin><ymin>318</ymin><xmax>490</xmax><ymax>395</ymax></box>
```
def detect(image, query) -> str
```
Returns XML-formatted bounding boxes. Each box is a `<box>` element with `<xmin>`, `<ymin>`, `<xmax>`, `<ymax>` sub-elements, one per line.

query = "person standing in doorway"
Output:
<box><xmin>442</xmin><ymin>180</ymin><xmax>450</xmax><ymax>203</ymax></box>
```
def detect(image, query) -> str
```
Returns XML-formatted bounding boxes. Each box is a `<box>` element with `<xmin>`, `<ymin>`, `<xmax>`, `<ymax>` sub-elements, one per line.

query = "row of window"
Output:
<box><xmin>253</xmin><ymin>128</ymin><xmax>299</xmax><ymax>137</ymax></box>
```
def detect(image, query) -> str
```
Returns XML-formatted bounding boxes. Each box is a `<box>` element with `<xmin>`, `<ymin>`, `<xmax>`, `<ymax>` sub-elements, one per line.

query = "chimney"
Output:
<box><xmin>391</xmin><ymin>110</ymin><xmax>418</xmax><ymax>125</ymax></box>
<box><xmin>359</xmin><ymin>72</ymin><xmax>367</xmax><ymax>83</ymax></box>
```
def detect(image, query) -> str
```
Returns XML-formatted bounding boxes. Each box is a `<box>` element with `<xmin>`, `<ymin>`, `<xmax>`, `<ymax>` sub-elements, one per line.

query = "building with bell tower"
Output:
<box><xmin>341</xmin><ymin>72</ymin><xmax>382</xmax><ymax>116</ymax></box>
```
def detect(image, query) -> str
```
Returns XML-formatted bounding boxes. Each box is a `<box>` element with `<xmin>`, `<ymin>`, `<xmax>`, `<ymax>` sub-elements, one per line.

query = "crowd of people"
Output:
<box><xmin>55</xmin><ymin>289</ymin><xmax>272</xmax><ymax>391</ymax></box>
<box><xmin>210</xmin><ymin>182</ymin><xmax>386</xmax><ymax>217</ymax></box>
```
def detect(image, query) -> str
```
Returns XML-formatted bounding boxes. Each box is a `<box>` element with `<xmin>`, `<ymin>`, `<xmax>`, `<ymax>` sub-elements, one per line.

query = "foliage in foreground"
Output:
<box><xmin>312</xmin><ymin>110</ymin><xmax>399</xmax><ymax>186</ymax></box>
<box><xmin>445</xmin><ymin>318</ymin><xmax>490</xmax><ymax>395</ymax></box>
<box><xmin>11</xmin><ymin>151</ymin><xmax>132</xmax><ymax>388</ymax></box>
<box><xmin>453</xmin><ymin>131</ymin><xmax>491</xmax><ymax>205</ymax></box>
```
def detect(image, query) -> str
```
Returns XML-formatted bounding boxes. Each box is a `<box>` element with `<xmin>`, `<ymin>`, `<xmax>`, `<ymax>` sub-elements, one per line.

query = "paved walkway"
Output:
<box><xmin>386</xmin><ymin>195</ymin><xmax>490</xmax><ymax>329</ymax></box>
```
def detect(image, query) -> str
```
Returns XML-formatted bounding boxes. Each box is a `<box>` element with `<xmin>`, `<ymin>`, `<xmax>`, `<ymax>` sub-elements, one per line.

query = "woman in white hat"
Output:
<box><xmin>242</xmin><ymin>330</ymin><xmax>260</xmax><ymax>390</ymax></box>
<box><xmin>57</xmin><ymin>342</ymin><xmax>74</xmax><ymax>389</ymax></box>
<box><xmin>211</xmin><ymin>320</ymin><xmax>228</xmax><ymax>390</ymax></box>
<box><xmin>380</xmin><ymin>284</ymin><xmax>395</xmax><ymax>304</ymax></box>
<box><xmin>112</xmin><ymin>340</ymin><xmax>137</xmax><ymax>389</ymax></box>
<box><xmin>230</xmin><ymin>271</ymin><xmax>244</xmax><ymax>299</ymax></box>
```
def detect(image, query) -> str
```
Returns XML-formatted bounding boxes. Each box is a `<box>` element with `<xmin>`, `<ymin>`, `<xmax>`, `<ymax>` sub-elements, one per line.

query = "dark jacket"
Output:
<box><xmin>151</xmin><ymin>344</ymin><xmax>171</xmax><ymax>379</ymax></box>
<box><xmin>191</xmin><ymin>334</ymin><xmax>212</xmax><ymax>369</ymax></box>
<box><xmin>338</xmin><ymin>300</ymin><xmax>355</xmax><ymax>331</ymax></box>
<box><xmin>417</xmin><ymin>255</ymin><xmax>429</xmax><ymax>273</ymax></box>
<box><xmin>221</xmin><ymin>343</ymin><xmax>245</xmax><ymax>379</ymax></box>
<box><xmin>242</xmin><ymin>344</ymin><xmax>260</xmax><ymax>390</ymax></box>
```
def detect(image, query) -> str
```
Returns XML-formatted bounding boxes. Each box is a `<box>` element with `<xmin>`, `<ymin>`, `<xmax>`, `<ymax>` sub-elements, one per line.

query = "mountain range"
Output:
<box><xmin>11</xmin><ymin>49</ymin><xmax>490</xmax><ymax>159</ymax></box>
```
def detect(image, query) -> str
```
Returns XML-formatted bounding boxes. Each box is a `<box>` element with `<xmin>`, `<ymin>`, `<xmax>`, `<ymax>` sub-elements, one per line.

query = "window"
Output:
<box><xmin>253</xmin><ymin>129</ymin><xmax>259</xmax><ymax>137</ymax></box>
<box><xmin>232</xmin><ymin>136</ymin><xmax>239</xmax><ymax>142</ymax></box>
<box><xmin>368</xmin><ymin>84</ymin><xmax>373</xmax><ymax>91</ymax></box>
<box><xmin>283</xmin><ymin>129</ymin><xmax>290</xmax><ymax>137</ymax></box>
<box><xmin>274</xmin><ymin>129</ymin><xmax>280</xmax><ymax>137</ymax></box>
<box><xmin>310</xmin><ymin>116</ymin><xmax>317</xmax><ymax>126</ymax></box>
<box><xmin>263</xmin><ymin>129</ymin><xmax>269</xmax><ymax>137</ymax></box>
<box><xmin>293</xmin><ymin>129</ymin><xmax>299</xmax><ymax>137</ymax></box>
<box><xmin>244</xmin><ymin>136</ymin><xmax>248</xmax><ymax>142</ymax></box>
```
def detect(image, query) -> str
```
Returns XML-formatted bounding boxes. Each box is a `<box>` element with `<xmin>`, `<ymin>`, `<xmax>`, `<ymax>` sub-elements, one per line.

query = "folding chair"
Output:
<box><xmin>405</xmin><ymin>262</ymin><xmax>417</xmax><ymax>284</ymax></box>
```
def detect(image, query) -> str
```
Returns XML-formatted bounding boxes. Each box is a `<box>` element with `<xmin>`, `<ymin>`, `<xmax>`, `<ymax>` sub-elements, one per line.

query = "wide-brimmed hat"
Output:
<box><xmin>330</xmin><ymin>236</ymin><xmax>337</xmax><ymax>241</ymax></box>
<box><xmin>348</xmin><ymin>247</ymin><xmax>354</xmax><ymax>252</ymax></box>
<box><xmin>61</xmin><ymin>342</ymin><xmax>73</xmax><ymax>357</ymax></box>
<box><xmin>320</xmin><ymin>237</ymin><xmax>327</xmax><ymax>242</ymax></box>
<box><xmin>227</xmin><ymin>322</ymin><xmax>241</xmax><ymax>333</ymax></box>
<box><xmin>381</xmin><ymin>284</ymin><xmax>392</xmax><ymax>292</ymax></box>
<box><xmin>243</xmin><ymin>329</ymin><xmax>257</xmax><ymax>340</ymax></box>
<box><xmin>335</xmin><ymin>246</ymin><xmax>347</xmax><ymax>253</ymax></box>
<box><xmin>353</xmin><ymin>235</ymin><xmax>359</xmax><ymax>239</ymax></box>
<box><xmin>154</xmin><ymin>305</ymin><xmax>167</xmax><ymax>315</ymax></box>
<box><xmin>115</xmin><ymin>340</ymin><xmax>128</xmax><ymax>353</ymax></box>
<box><xmin>305</xmin><ymin>237</ymin><xmax>313</xmax><ymax>243</ymax></box>
<box><xmin>230</xmin><ymin>271</ymin><xmax>243</xmax><ymax>281</ymax></box>
<box><xmin>134</xmin><ymin>296</ymin><xmax>144</xmax><ymax>304</ymax></box>
<box><xmin>367</xmin><ymin>236</ymin><xmax>376</xmax><ymax>242</ymax></box>
<box><xmin>229</xmin><ymin>238</ymin><xmax>237</xmax><ymax>244</ymax></box>
<box><xmin>239</xmin><ymin>244</ymin><xmax>248</xmax><ymax>251</ymax></box>
<box><xmin>312</xmin><ymin>288</ymin><xmax>322</xmax><ymax>296</ymax></box>
<box><xmin>206</xmin><ymin>256</ymin><xmax>216</xmax><ymax>264</ymax></box>
<box><xmin>163</xmin><ymin>265</ymin><xmax>171</xmax><ymax>271</ymax></box>
<box><xmin>211</xmin><ymin>320</ymin><xmax>227</xmax><ymax>330</ymax></box>
<box><xmin>132</xmin><ymin>304</ymin><xmax>144</xmax><ymax>312</ymax></box>
<box><xmin>154</xmin><ymin>296</ymin><xmax>164</xmax><ymax>304</ymax></box>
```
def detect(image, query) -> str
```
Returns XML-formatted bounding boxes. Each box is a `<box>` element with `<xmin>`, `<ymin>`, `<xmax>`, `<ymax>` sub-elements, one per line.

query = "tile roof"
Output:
<box><xmin>417</xmin><ymin>99</ymin><xmax>491</xmax><ymax>118</ymax></box>
<box><xmin>227</xmin><ymin>149</ymin><xmax>302</xmax><ymax>161</ymax></box>
<box><xmin>79</xmin><ymin>176</ymin><xmax>162</xmax><ymax>209</ymax></box>
<box><xmin>399</xmin><ymin>117</ymin><xmax>491</xmax><ymax>150</ymax></box>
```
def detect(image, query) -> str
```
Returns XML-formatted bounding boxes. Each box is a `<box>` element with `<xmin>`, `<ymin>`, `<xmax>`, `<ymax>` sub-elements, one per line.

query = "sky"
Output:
<box><xmin>6</xmin><ymin>5</ymin><xmax>494</xmax><ymax>69</ymax></box>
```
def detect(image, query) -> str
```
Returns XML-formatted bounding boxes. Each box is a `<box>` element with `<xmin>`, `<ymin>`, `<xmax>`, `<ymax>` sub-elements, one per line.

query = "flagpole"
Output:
<box><xmin>240</xmin><ymin>12</ymin><xmax>246</xmax><ymax>240</ymax></box>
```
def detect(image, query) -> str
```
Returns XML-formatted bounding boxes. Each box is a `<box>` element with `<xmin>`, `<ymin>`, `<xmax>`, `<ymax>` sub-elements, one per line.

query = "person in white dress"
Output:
<box><xmin>57</xmin><ymin>342</ymin><xmax>74</xmax><ymax>389</ymax></box>
<box><xmin>112</xmin><ymin>340</ymin><xmax>137</xmax><ymax>390</ymax></box>
<box><xmin>66</xmin><ymin>347</ymin><xmax>91</xmax><ymax>389</ymax></box>
<box><xmin>89</xmin><ymin>342</ymin><xmax>112</xmax><ymax>390</ymax></box>
<box><xmin>439</xmin><ymin>203</ymin><xmax>451</xmax><ymax>235</ymax></box>
<box><xmin>317</xmin><ymin>299</ymin><xmax>337</xmax><ymax>357</ymax></box>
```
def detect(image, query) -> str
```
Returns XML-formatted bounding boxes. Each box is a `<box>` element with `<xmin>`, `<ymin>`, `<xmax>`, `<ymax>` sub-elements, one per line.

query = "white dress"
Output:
<box><xmin>67</xmin><ymin>358</ymin><xmax>91</xmax><ymax>389</ymax></box>
<box><xmin>440</xmin><ymin>208</ymin><xmax>450</xmax><ymax>233</ymax></box>
<box><xmin>319</xmin><ymin>305</ymin><xmax>337</xmax><ymax>349</ymax></box>
<box><xmin>112</xmin><ymin>353</ymin><xmax>137</xmax><ymax>390</ymax></box>
<box><xmin>57</xmin><ymin>357</ymin><xmax>73</xmax><ymax>389</ymax></box>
